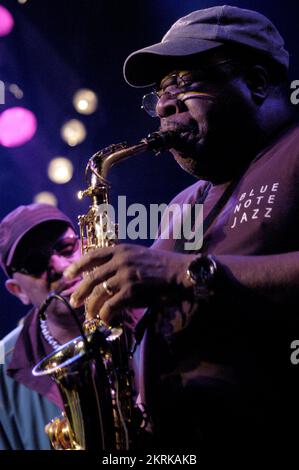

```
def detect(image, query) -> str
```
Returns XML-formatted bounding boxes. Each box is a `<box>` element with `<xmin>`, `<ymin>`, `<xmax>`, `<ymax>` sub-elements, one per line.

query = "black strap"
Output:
<box><xmin>133</xmin><ymin>178</ymin><xmax>240</xmax><ymax>350</ymax></box>
<box><xmin>201</xmin><ymin>178</ymin><xmax>240</xmax><ymax>247</ymax></box>
<box><xmin>173</xmin><ymin>178</ymin><xmax>239</xmax><ymax>254</ymax></box>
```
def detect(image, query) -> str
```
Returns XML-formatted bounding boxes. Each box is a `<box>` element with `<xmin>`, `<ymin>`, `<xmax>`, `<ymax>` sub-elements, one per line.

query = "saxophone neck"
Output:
<box><xmin>77</xmin><ymin>129</ymin><xmax>178</xmax><ymax>251</ymax></box>
<box><xmin>89</xmin><ymin>129</ymin><xmax>178</xmax><ymax>184</ymax></box>
<box><xmin>91</xmin><ymin>141</ymin><xmax>148</xmax><ymax>183</ymax></box>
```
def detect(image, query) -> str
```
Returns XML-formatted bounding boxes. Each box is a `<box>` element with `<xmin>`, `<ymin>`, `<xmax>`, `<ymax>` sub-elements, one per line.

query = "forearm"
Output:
<box><xmin>215</xmin><ymin>252</ymin><xmax>299</xmax><ymax>304</ymax></box>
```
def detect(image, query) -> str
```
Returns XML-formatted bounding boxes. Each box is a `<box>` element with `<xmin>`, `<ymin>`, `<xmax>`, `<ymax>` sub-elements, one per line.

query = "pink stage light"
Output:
<box><xmin>0</xmin><ymin>107</ymin><xmax>37</xmax><ymax>147</ymax></box>
<box><xmin>0</xmin><ymin>6</ymin><xmax>14</xmax><ymax>37</ymax></box>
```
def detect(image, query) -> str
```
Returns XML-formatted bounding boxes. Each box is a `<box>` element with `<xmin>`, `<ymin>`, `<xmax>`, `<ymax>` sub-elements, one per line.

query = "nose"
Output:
<box><xmin>156</xmin><ymin>92</ymin><xmax>185</xmax><ymax>118</ymax></box>
<box><xmin>49</xmin><ymin>253</ymin><xmax>73</xmax><ymax>274</ymax></box>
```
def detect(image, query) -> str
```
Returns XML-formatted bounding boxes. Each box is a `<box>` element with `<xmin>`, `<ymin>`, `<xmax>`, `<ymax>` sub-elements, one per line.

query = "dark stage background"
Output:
<box><xmin>0</xmin><ymin>0</ymin><xmax>299</xmax><ymax>337</ymax></box>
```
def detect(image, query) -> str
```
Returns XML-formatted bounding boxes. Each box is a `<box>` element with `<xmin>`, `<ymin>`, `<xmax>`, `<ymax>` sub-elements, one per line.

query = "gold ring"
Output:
<box><xmin>102</xmin><ymin>280</ymin><xmax>114</xmax><ymax>297</ymax></box>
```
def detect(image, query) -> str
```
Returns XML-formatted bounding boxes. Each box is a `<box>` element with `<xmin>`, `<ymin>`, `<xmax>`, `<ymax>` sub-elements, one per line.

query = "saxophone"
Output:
<box><xmin>32</xmin><ymin>130</ymin><xmax>177</xmax><ymax>450</ymax></box>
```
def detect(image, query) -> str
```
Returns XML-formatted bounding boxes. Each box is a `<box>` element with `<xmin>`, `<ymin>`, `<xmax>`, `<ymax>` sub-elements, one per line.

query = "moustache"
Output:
<box><xmin>159</xmin><ymin>122</ymin><xmax>202</xmax><ymax>152</ymax></box>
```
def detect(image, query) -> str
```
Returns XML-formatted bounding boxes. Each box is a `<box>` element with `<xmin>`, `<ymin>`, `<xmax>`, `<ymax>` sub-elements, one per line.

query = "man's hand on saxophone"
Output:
<box><xmin>64</xmin><ymin>243</ymin><xmax>197</xmax><ymax>325</ymax></box>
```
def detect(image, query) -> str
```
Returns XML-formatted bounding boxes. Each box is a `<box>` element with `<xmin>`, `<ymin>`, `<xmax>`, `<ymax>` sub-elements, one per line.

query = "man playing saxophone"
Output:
<box><xmin>65</xmin><ymin>6</ymin><xmax>299</xmax><ymax>463</ymax></box>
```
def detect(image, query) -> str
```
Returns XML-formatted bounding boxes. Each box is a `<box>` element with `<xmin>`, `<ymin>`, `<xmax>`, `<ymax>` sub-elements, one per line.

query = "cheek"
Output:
<box><xmin>187</xmin><ymin>100</ymin><xmax>215</xmax><ymax>131</ymax></box>
<box><xmin>28</xmin><ymin>280</ymin><xmax>49</xmax><ymax>301</ymax></box>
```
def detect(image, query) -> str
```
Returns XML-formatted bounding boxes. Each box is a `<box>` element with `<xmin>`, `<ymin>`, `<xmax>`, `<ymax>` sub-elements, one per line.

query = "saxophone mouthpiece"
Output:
<box><xmin>145</xmin><ymin>130</ymin><xmax>179</xmax><ymax>152</ymax></box>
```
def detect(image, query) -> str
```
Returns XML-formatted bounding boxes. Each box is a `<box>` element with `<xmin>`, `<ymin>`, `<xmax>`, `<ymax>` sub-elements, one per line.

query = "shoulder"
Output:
<box><xmin>0</xmin><ymin>324</ymin><xmax>59</xmax><ymax>450</ymax></box>
<box><xmin>168</xmin><ymin>180</ymin><xmax>212</xmax><ymax>206</ymax></box>
<box><xmin>1</xmin><ymin>324</ymin><xmax>23</xmax><ymax>367</ymax></box>
<box><xmin>246</xmin><ymin>123</ymin><xmax>299</xmax><ymax>183</ymax></box>
<box><xmin>265</xmin><ymin>123</ymin><xmax>299</xmax><ymax>162</ymax></box>
<box><xmin>268</xmin><ymin>123</ymin><xmax>299</xmax><ymax>184</ymax></box>
<box><xmin>0</xmin><ymin>325</ymin><xmax>23</xmax><ymax>413</ymax></box>
<box><xmin>275</xmin><ymin>123</ymin><xmax>299</xmax><ymax>151</ymax></box>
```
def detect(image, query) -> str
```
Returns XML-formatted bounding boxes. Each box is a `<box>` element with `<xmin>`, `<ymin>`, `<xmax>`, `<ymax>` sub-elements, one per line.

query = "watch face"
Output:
<box><xmin>188</xmin><ymin>255</ymin><xmax>217</xmax><ymax>287</ymax></box>
<box><xmin>187</xmin><ymin>256</ymin><xmax>218</xmax><ymax>300</ymax></box>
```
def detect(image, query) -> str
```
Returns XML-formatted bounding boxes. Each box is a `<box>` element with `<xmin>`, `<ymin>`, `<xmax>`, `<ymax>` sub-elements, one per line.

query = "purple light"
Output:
<box><xmin>0</xmin><ymin>6</ymin><xmax>14</xmax><ymax>37</ymax></box>
<box><xmin>0</xmin><ymin>107</ymin><xmax>37</xmax><ymax>147</ymax></box>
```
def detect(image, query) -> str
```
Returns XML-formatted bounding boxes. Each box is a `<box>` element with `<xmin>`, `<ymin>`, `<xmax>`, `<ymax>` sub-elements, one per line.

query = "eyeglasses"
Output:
<box><xmin>9</xmin><ymin>235</ymin><xmax>80</xmax><ymax>277</ymax></box>
<box><xmin>141</xmin><ymin>59</ymin><xmax>235</xmax><ymax>118</ymax></box>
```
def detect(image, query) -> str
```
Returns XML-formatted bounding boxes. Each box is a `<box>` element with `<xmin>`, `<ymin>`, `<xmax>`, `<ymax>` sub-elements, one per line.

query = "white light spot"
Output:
<box><xmin>48</xmin><ymin>157</ymin><xmax>73</xmax><ymax>184</ymax></box>
<box><xmin>8</xmin><ymin>83</ymin><xmax>24</xmax><ymax>99</ymax></box>
<box><xmin>73</xmin><ymin>89</ymin><xmax>98</xmax><ymax>115</ymax></box>
<box><xmin>61</xmin><ymin>119</ymin><xmax>86</xmax><ymax>147</ymax></box>
<box><xmin>33</xmin><ymin>192</ymin><xmax>58</xmax><ymax>206</ymax></box>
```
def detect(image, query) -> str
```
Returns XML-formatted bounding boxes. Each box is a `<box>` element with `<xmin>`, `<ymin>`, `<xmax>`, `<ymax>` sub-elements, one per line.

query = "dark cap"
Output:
<box><xmin>0</xmin><ymin>203</ymin><xmax>74</xmax><ymax>277</ymax></box>
<box><xmin>124</xmin><ymin>5</ymin><xmax>289</xmax><ymax>87</ymax></box>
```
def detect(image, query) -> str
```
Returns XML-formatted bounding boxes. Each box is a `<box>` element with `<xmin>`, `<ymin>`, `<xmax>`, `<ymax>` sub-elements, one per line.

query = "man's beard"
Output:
<box><xmin>158</xmin><ymin>120</ymin><xmax>217</xmax><ymax>179</ymax></box>
<box><xmin>159</xmin><ymin>105</ymin><xmax>262</xmax><ymax>183</ymax></box>
<box><xmin>159</xmin><ymin>121</ymin><xmax>203</xmax><ymax>157</ymax></box>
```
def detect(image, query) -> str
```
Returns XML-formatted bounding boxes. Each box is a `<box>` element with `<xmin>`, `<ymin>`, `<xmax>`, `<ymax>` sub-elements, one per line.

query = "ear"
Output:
<box><xmin>244</xmin><ymin>65</ymin><xmax>270</xmax><ymax>103</ymax></box>
<box><xmin>5</xmin><ymin>278</ymin><xmax>31</xmax><ymax>305</ymax></box>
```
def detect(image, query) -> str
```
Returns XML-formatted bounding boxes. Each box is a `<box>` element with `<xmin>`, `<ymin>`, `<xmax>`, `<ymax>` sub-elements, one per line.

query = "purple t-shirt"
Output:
<box><xmin>154</xmin><ymin>123</ymin><xmax>299</xmax><ymax>257</ymax></box>
<box><xmin>7</xmin><ymin>308</ymin><xmax>63</xmax><ymax>409</ymax></box>
<box><xmin>140</xmin><ymin>123</ymin><xmax>299</xmax><ymax>449</ymax></box>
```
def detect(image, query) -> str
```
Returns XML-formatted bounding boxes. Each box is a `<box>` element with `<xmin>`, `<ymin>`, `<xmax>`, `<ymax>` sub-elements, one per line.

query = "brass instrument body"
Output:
<box><xmin>32</xmin><ymin>131</ymin><xmax>176</xmax><ymax>450</ymax></box>
<box><xmin>34</xmin><ymin>331</ymin><xmax>133</xmax><ymax>450</ymax></box>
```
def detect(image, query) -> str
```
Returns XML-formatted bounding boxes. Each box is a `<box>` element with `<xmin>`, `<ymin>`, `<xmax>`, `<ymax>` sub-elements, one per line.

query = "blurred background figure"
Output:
<box><xmin>0</xmin><ymin>203</ymin><xmax>83</xmax><ymax>449</ymax></box>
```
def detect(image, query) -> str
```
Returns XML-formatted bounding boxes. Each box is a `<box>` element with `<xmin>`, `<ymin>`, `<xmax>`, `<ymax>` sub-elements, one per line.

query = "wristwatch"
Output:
<box><xmin>186</xmin><ymin>254</ymin><xmax>218</xmax><ymax>300</ymax></box>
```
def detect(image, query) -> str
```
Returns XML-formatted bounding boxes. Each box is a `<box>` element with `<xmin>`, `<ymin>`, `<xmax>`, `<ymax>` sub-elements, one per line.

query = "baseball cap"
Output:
<box><xmin>124</xmin><ymin>5</ymin><xmax>289</xmax><ymax>87</ymax></box>
<box><xmin>0</xmin><ymin>203</ymin><xmax>74</xmax><ymax>276</ymax></box>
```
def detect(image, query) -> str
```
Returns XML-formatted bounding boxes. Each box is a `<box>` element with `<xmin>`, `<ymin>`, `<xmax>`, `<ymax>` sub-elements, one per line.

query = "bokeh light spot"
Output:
<box><xmin>0</xmin><ymin>107</ymin><xmax>37</xmax><ymax>147</ymax></box>
<box><xmin>61</xmin><ymin>119</ymin><xmax>86</xmax><ymax>146</ymax></box>
<box><xmin>0</xmin><ymin>6</ymin><xmax>14</xmax><ymax>37</ymax></box>
<box><xmin>48</xmin><ymin>157</ymin><xmax>73</xmax><ymax>184</ymax></box>
<box><xmin>34</xmin><ymin>192</ymin><xmax>58</xmax><ymax>206</ymax></box>
<box><xmin>73</xmin><ymin>89</ymin><xmax>98</xmax><ymax>115</ymax></box>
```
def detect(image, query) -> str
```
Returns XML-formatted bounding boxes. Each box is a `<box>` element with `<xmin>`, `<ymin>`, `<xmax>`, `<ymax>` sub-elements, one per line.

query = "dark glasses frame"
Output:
<box><xmin>8</xmin><ymin>234</ymin><xmax>80</xmax><ymax>278</ymax></box>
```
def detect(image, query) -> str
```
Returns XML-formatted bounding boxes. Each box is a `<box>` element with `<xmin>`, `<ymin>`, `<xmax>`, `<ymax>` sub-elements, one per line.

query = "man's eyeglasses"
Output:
<box><xmin>8</xmin><ymin>235</ymin><xmax>80</xmax><ymax>278</ymax></box>
<box><xmin>141</xmin><ymin>59</ymin><xmax>236</xmax><ymax>118</ymax></box>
